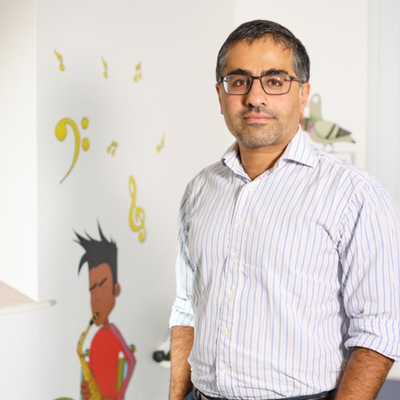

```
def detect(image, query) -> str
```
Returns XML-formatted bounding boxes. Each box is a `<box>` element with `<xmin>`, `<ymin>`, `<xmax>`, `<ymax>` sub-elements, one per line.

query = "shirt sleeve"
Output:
<box><xmin>339</xmin><ymin>181</ymin><xmax>400</xmax><ymax>361</ymax></box>
<box><xmin>169</xmin><ymin>182</ymin><xmax>195</xmax><ymax>328</ymax></box>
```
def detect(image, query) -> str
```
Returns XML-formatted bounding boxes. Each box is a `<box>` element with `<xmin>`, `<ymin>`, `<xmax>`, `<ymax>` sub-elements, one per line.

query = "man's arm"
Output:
<box><xmin>335</xmin><ymin>347</ymin><xmax>394</xmax><ymax>400</ymax></box>
<box><xmin>169</xmin><ymin>326</ymin><xmax>194</xmax><ymax>400</ymax></box>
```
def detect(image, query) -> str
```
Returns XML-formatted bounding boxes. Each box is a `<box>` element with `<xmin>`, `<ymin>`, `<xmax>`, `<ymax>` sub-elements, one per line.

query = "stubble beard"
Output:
<box><xmin>231</xmin><ymin>107</ymin><xmax>283</xmax><ymax>149</ymax></box>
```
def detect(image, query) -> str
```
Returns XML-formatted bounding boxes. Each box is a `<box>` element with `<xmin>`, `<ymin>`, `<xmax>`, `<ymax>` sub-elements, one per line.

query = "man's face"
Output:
<box><xmin>216</xmin><ymin>37</ymin><xmax>310</xmax><ymax>149</ymax></box>
<box><xmin>89</xmin><ymin>263</ymin><xmax>120</xmax><ymax>327</ymax></box>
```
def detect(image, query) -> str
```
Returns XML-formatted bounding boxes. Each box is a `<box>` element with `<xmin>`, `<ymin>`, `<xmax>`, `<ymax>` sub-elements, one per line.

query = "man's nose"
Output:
<box><xmin>245</xmin><ymin>78</ymin><xmax>269</xmax><ymax>108</ymax></box>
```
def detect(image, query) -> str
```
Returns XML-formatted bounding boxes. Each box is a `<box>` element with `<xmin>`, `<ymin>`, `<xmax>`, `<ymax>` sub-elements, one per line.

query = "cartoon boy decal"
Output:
<box><xmin>76</xmin><ymin>225</ymin><xmax>136</xmax><ymax>400</ymax></box>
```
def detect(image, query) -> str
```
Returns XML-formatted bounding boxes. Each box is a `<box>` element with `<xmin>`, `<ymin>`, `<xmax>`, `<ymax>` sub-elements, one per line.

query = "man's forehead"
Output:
<box><xmin>223</xmin><ymin>37</ymin><xmax>294</xmax><ymax>74</ymax></box>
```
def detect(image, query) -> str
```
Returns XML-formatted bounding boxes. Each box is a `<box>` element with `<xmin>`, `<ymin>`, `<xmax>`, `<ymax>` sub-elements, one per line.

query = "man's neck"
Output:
<box><xmin>238</xmin><ymin>135</ymin><xmax>295</xmax><ymax>180</ymax></box>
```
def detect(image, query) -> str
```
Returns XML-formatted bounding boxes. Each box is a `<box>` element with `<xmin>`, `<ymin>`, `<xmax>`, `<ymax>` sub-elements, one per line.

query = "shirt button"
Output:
<box><xmin>222</xmin><ymin>328</ymin><xmax>230</xmax><ymax>337</ymax></box>
<box><xmin>226</xmin><ymin>290</ymin><xmax>234</xmax><ymax>299</ymax></box>
<box><xmin>221</xmin><ymin>365</ymin><xmax>229</xmax><ymax>372</ymax></box>
<box><xmin>237</xmin><ymin>216</ymin><xmax>244</xmax><ymax>226</ymax></box>
<box><xmin>230</xmin><ymin>253</ymin><xmax>238</xmax><ymax>262</ymax></box>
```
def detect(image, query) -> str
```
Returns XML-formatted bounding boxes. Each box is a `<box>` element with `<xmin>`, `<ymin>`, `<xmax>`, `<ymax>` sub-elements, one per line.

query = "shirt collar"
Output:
<box><xmin>221</xmin><ymin>127</ymin><xmax>318</xmax><ymax>178</ymax></box>
<box><xmin>279</xmin><ymin>127</ymin><xmax>318</xmax><ymax>168</ymax></box>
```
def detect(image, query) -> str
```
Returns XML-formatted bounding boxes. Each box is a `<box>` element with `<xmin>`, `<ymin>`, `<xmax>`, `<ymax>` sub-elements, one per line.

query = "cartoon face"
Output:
<box><xmin>89</xmin><ymin>263</ymin><xmax>120</xmax><ymax>328</ymax></box>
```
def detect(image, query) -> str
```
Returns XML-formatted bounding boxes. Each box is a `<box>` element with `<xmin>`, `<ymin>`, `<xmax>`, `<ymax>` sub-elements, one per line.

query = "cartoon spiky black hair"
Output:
<box><xmin>75</xmin><ymin>223</ymin><xmax>118</xmax><ymax>285</ymax></box>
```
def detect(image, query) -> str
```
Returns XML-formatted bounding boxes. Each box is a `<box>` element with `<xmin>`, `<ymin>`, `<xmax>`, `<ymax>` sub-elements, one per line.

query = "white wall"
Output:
<box><xmin>367</xmin><ymin>0</ymin><xmax>400</xmax><ymax>205</ymax></box>
<box><xmin>0</xmin><ymin>0</ymin><xmax>38</xmax><ymax>300</ymax></box>
<box><xmin>0</xmin><ymin>1</ymin><xmax>235</xmax><ymax>399</ymax></box>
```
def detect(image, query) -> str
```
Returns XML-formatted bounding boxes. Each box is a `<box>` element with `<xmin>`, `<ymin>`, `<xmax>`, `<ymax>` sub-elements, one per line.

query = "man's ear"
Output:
<box><xmin>216</xmin><ymin>83</ymin><xmax>224</xmax><ymax>115</ymax></box>
<box><xmin>114</xmin><ymin>283</ymin><xmax>121</xmax><ymax>297</ymax></box>
<box><xmin>300</xmin><ymin>82</ymin><xmax>311</xmax><ymax>113</ymax></box>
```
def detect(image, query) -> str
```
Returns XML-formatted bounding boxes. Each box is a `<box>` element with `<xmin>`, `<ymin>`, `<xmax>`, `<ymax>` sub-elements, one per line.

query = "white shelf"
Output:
<box><xmin>0</xmin><ymin>280</ymin><xmax>56</xmax><ymax>316</ymax></box>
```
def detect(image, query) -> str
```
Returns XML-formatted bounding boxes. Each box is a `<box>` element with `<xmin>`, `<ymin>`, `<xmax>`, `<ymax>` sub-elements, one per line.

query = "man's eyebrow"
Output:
<box><xmin>98</xmin><ymin>277</ymin><xmax>108</xmax><ymax>287</ymax></box>
<box><xmin>262</xmin><ymin>68</ymin><xmax>290</xmax><ymax>76</ymax></box>
<box><xmin>224</xmin><ymin>68</ymin><xmax>290</xmax><ymax>77</ymax></box>
<box><xmin>224</xmin><ymin>68</ymin><xmax>252</xmax><ymax>76</ymax></box>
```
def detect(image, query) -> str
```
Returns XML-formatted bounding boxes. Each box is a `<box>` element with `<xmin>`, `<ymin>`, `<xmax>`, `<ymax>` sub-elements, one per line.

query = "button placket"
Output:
<box><xmin>217</xmin><ymin>181</ymin><xmax>256</xmax><ymax>391</ymax></box>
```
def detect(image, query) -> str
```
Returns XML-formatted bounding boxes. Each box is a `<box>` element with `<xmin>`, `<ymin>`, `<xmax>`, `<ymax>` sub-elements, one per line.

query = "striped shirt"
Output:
<box><xmin>169</xmin><ymin>128</ymin><xmax>400</xmax><ymax>399</ymax></box>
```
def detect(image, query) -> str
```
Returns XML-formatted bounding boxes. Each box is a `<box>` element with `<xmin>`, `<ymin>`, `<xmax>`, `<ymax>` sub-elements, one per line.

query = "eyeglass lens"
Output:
<box><xmin>223</xmin><ymin>75</ymin><xmax>293</xmax><ymax>95</ymax></box>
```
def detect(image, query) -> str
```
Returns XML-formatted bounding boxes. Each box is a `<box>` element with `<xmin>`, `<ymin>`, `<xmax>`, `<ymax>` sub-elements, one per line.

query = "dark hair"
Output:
<box><xmin>75</xmin><ymin>223</ymin><xmax>118</xmax><ymax>286</ymax></box>
<box><xmin>216</xmin><ymin>19</ymin><xmax>310</xmax><ymax>83</ymax></box>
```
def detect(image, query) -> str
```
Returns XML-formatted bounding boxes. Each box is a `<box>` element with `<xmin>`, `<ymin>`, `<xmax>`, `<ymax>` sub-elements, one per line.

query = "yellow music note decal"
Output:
<box><xmin>102</xmin><ymin>57</ymin><xmax>108</xmax><ymax>79</ymax></box>
<box><xmin>55</xmin><ymin>117</ymin><xmax>90</xmax><ymax>184</ymax></box>
<box><xmin>156</xmin><ymin>134</ymin><xmax>165</xmax><ymax>153</ymax></box>
<box><xmin>54</xmin><ymin>50</ymin><xmax>65</xmax><ymax>71</ymax></box>
<box><xmin>128</xmin><ymin>176</ymin><xmax>146</xmax><ymax>243</ymax></box>
<box><xmin>107</xmin><ymin>141</ymin><xmax>118</xmax><ymax>156</ymax></box>
<box><xmin>133</xmin><ymin>62</ymin><xmax>142</xmax><ymax>82</ymax></box>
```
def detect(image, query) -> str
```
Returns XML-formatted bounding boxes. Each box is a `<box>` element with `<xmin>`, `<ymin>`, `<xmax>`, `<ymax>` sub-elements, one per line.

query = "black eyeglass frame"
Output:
<box><xmin>219</xmin><ymin>73</ymin><xmax>306</xmax><ymax>96</ymax></box>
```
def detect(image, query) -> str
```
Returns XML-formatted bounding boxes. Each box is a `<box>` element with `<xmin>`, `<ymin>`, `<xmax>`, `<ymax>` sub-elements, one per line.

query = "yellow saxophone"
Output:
<box><xmin>77</xmin><ymin>314</ymin><xmax>102</xmax><ymax>400</ymax></box>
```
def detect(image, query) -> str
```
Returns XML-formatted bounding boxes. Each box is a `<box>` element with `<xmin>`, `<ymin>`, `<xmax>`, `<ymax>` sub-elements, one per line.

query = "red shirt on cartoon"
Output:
<box><xmin>89</xmin><ymin>324</ymin><xmax>136</xmax><ymax>400</ymax></box>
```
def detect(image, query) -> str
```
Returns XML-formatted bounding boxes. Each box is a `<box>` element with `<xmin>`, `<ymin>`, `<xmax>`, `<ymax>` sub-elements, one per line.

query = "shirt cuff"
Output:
<box><xmin>345</xmin><ymin>318</ymin><xmax>400</xmax><ymax>362</ymax></box>
<box><xmin>169</xmin><ymin>296</ymin><xmax>195</xmax><ymax>328</ymax></box>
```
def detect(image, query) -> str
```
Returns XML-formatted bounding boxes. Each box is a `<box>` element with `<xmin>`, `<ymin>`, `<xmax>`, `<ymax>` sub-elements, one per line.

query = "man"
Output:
<box><xmin>76</xmin><ymin>225</ymin><xmax>136</xmax><ymax>400</ymax></box>
<box><xmin>169</xmin><ymin>20</ymin><xmax>400</xmax><ymax>400</ymax></box>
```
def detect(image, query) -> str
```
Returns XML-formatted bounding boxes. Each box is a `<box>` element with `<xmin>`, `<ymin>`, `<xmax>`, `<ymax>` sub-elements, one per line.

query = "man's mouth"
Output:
<box><xmin>243</xmin><ymin>113</ymin><xmax>274</xmax><ymax>123</ymax></box>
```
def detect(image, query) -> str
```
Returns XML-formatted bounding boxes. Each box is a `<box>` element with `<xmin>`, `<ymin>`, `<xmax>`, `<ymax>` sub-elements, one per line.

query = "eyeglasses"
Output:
<box><xmin>220</xmin><ymin>73</ymin><xmax>305</xmax><ymax>96</ymax></box>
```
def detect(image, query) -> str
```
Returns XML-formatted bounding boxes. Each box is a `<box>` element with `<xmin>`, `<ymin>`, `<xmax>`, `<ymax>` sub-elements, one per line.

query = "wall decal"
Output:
<box><xmin>302</xmin><ymin>94</ymin><xmax>355</xmax><ymax>145</ymax></box>
<box><xmin>55</xmin><ymin>117</ymin><xmax>90</xmax><ymax>184</ymax></box>
<box><xmin>75</xmin><ymin>225</ymin><xmax>136</xmax><ymax>400</ymax></box>
<box><xmin>54</xmin><ymin>398</ymin><xmax>74</xmax><ymax>400</ymax></box>
<box><xmin>78</xmin><ymin>314</ymin><xmax>103</xmax><ymax>399</ymax></box>
<box><xmin>102</xmin><ymin>57</ymin><xmax>108</xmax><ymax>79</ymax></box>
<box><xmin>107</xmin><ymin>141</ymin><xmax>118</xmax><ymax>156</ymax></box>
<box><xmin>54</xmin><ymin>50</ymin><xmax>65</xmax><ymax>71</ymax></box>
<box><xmin>156</xmin><ymin>134</ymin><xmax>165</xmax><ymax>153</ymax></box>
<box><xmin>133</xmin><ymin>62</ymin><xmax>142</xmax><ymax>82</ymax></box>
<box><xmin>128</xmin><ymin>176</ymin><xmax>146</xmax><ymax>243</ymax></box>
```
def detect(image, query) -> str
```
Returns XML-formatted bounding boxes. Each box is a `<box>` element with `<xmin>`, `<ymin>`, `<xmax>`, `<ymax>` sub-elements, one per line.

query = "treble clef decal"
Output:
<box><xmin>55</xmin><ymin>117</ymin><xmax>90</xmax><ymax>184</ymax></box>
<box><xmin>128</xmin><ymin>176</ymin><xmax>146</xmax><ymax>243</ymax></box>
